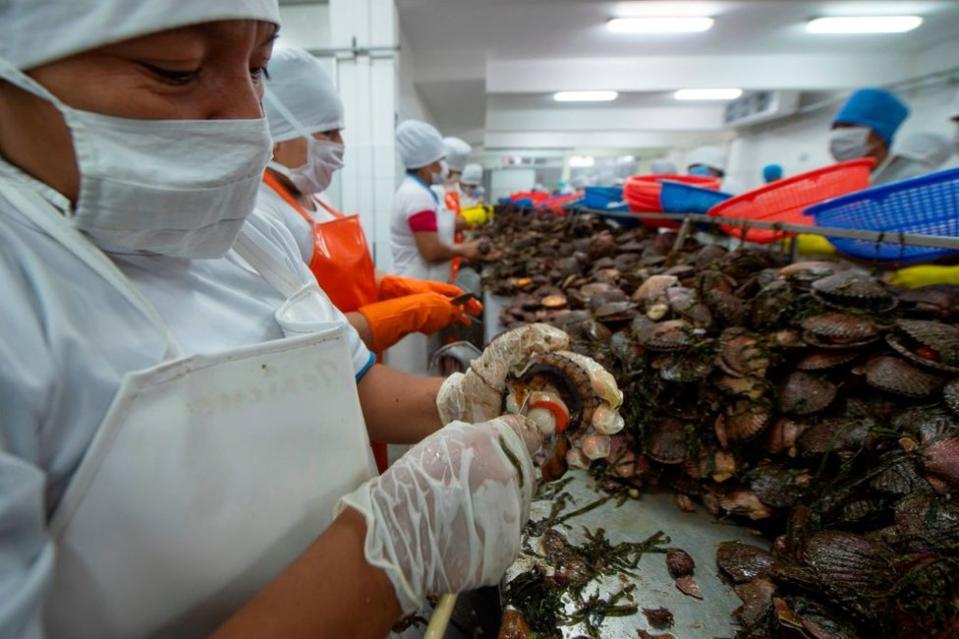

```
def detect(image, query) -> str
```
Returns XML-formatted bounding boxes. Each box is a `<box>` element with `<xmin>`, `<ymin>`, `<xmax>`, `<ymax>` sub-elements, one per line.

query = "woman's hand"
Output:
<box><xmin>336</xmin><ymin>415</ymin><xmax>541</xmax><ymax>613</ymax></box>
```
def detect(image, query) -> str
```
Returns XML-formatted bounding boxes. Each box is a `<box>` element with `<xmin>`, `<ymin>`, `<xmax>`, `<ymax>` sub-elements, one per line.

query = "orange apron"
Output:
<box><xmin>263</xmin><ymin>172</ymin><xmax>388</xmax><ymax>472</ymax></box>
<box><xmin>445</xmin><ymin>188</ymin><xmax>464</xmax><ymax>282</ymax></box>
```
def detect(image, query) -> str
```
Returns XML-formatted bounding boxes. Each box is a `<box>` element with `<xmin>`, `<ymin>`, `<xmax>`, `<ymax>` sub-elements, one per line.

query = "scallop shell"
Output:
<box><xmin>945</xmin><ymin>379</ymin><xmax>959</xmax><ymax>419</ymax></box>
<box><xmin>887</xmin><ymin>319</ymin><xmax>959</xmax><ymax>371</ymax></box>
<box><xmin>810</xmin><ymin>271</ymin><xmax>896</xmax><ymax>311</ymax></box>
<box><xmin>591</xmin><ymin>404</ymin><xmax>625</xmax><ymax>435</ymax></box>
<box><xmin>800</xmin><ymin>531</ymin><xmax>894</xmax><ymax>603</ymax></box>
<box><xmin>863</xmin><ymin>356</ymin><xmax>946</xmax><ymax>398</ymax></box>
<box><xmin>717</xmin><ymin>541</ymin><xmax>778</xmax><ymax>584</ymax></box>
<box><xmin>725</xmin><ymin>400</ymin><xmax>772</xmax><ymax>441</ymax></box>
<box><xmin>924</xmin><ymin>436</ymin><xmax>959</xmax><ymax>486</ymax></box>
<box><xmin>885</xmin><ymin>334</ymin><xmax>959</xmax><ymax>373</ymax></box>
<box><xmin>635</xmin><ymin>319</ymin><xmax>694</xmax><ymax>352</ymax></box>
<box><xmin>779</xmin><ymin>371</ymin><xmax>837</xmax><ymax>415</ymax></box>
<box><xmin>633</xmin><ymin>274</ymin><xmax>679</xmax><ymax>304</ymax></box>
<box><xmin>800</xmin><ymin>313</ymin><xmax>879</xmax><ymax>348</ymax></box>
<box><xmin>719</xmin><ymin>334</ymin><xmax>770</xmax><ymax>377</ymax></box>
<box><xmin>795</xmin><ymin>350</ymin><xmax>859</xmax><ymax>371</ymax></box>
<box><xmin>580</xmin><ymin>433</ymin><xmax>612</xmax><ymax>460</ymax></box>
<box><xmin>646</xmin><ymin>418</ymin><xmax>690</xmax><ymax>464</ymax></box>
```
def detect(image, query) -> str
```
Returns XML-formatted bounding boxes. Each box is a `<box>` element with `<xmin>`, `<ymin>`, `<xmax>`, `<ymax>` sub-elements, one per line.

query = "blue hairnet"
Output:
<box><xmin>762</xmin><ymin>164</ymin><xmax>784</xmax><ymax>183</ymax></box>
<box><xmin>832</xmin><ymin>88</ymin><xmax>909</xmax><ymax>145</ymax></box>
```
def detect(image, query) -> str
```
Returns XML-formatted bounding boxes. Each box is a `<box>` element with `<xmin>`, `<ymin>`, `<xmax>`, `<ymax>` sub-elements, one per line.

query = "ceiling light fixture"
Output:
<box><xmin>674</xmin><ymin>88</ymin><xmax>742</xmax><ymax>101</ymax></box>
<box><xmin>554</xmin><ymin>90</ymin><xmax>619</xmax><ymax>103</ymax></box>
<box><xmin>806</xmin><ymin>16</ymin><xmax>922</xmax><ymax>34</ymax></box>
<box><xmin>607</xmin><ymin>17</ymin><xmax>714</xmax><ymax>33</ymax></box>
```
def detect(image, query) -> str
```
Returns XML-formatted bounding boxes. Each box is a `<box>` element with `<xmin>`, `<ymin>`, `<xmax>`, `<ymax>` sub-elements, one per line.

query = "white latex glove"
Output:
<box><xmin>436</xmin><ymin>323</ymin><xmax>571</xmax><ymax>424</ymax></box>
<box><xmin>335</xmin><ymin>415</ymin><xmax>541</xmax><ymax>614</ymax></box>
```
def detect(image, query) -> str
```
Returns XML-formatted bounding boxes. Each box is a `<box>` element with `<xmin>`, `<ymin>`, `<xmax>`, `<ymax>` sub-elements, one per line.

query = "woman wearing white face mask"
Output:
<box><xmin>0</xmin><ymin>2</ymin><xmax>575</xmax><ymax>637</ymax></box>
<box><xmin>386</xmin><ymin>120</ymin><xmax>486</xmax><ymax>374</ymax></box>
<box><xmin>829</xmin><ymin>88</ymin><xmax>909</xmax><ymax>170</ymax></box>
<box><xmin>257</xmin><ymin>48</ymin><xmax>483</xmax><ymax>471</ymax></box>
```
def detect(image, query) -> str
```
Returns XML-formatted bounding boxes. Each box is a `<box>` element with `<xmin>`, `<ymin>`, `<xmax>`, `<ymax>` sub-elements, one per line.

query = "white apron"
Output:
<box><xmin>0</xmin><ymin>183</ymin><xmax>376</xmax><ymax>639</ymax></box>
<box><xmin>386</xmin><ymin>187</ymin><xmax>456</xmax><ymax>376</ymax></box>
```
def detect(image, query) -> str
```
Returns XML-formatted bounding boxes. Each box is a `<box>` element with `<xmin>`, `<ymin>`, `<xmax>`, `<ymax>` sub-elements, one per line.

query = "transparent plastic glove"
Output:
<box><xmin>435</xmin><ymin>323</ymin><xmax>570</xmax><ymax>424</ymax></box>
<box><xmin>335</xmin><ymin>416</ymin><xmax>540</xmax><ymax>614</ymax></box>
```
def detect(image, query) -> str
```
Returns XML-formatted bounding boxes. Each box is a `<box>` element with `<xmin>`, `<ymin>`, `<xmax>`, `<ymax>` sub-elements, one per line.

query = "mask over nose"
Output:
<box><xmin>689</xmin><ymin>165</ymin><xmax>715</xmax><ymax>178</ymax></box>
<box><xmin>264</xmin><ymin>88</ymin><xmax>345</xmax><ymax>195</ymax></box>
<box><xmin>0</xmin><ymin>58</ymin><xmax>272</xmax><ymax>259</ymax></box>
<box><xmin>829</xmin><ymin>126</ymin><xmax>874</xmax><ymax>162</ymax></box>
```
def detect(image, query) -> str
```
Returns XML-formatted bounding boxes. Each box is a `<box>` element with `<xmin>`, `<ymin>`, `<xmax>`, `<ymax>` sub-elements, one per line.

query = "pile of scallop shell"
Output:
<box><xmin>475</xmin><ymin>207</ymin><xmax>959</xmax><ymax>638</ymax></box>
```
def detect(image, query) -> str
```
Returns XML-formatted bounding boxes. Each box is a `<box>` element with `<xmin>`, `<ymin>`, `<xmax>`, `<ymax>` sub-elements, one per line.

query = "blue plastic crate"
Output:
<box><xmin>660</xmin><ymin>180</ymin><xmax>732</xmax><ymax>214</ymax></box>
<box><xmin>583</xmin><ymin>186</ymin><xmax>629</xmax><ymax>212</ymax></box>
<box><xmin>806</xmin><ymin>167</ymin><xmax>959</xmax><ymax>263</ymax></box>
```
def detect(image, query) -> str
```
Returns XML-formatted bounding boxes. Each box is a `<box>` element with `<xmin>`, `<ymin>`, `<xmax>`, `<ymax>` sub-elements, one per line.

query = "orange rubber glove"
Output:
<box><xmin>379</xmin><ymin>274</ymin><xmax>462</xmax><ymax>300</ymax></box>
<box><xmin>358</xmin><ymin>292</ymin><xmax>473</xmax><ymax>353</ymax></box>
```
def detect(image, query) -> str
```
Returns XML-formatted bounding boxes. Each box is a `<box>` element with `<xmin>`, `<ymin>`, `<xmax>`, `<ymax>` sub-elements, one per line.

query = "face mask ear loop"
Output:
<box><xmin>263</xmin><ymin>87</ymin><xmax>319</xmax><ymax>158</ymax></box>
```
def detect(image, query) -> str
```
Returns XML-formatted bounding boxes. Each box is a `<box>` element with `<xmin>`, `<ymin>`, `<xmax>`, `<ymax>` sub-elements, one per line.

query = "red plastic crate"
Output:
<box><xmin>624</xmin><ymin>174</ymin><xmax>721</xmax><ymax>229</ymax></box>
<box><xmin>708</xmin><ymin>159</ymin><xmax>875</xmax><ymax>243</ymax></box>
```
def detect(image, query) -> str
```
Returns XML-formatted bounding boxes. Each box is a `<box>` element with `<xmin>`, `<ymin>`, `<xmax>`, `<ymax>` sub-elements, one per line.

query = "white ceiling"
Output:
<box><xmin>396</xmin><ymin>0</ymin><xmax>959</xmax><ymax>148</ymax></box>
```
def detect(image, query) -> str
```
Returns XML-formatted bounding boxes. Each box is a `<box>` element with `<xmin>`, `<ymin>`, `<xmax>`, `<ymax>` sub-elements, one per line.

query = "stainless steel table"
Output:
<box><xmin>506</xmin><ymin>470</ymin><xmax>763</xmax><ymax>638</ymax></box>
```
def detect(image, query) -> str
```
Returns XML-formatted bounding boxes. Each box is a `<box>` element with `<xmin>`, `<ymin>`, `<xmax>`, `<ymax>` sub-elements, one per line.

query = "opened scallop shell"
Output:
<box><xmin>800</xmin><ymin>313</ymin><xmax>879</xmax><ymax>348</ymax></box>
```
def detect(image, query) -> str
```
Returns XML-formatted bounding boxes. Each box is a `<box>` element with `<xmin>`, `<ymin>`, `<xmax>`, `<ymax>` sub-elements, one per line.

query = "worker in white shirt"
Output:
<box><xmin>0</xmin><ymin>3</ymin><xmax>567</xmax><ymax>637</ymax></box>
<box><xmin>872</xmin><ymin>131</ymin><xmax>953</xmax><ymax>185</ymax></box>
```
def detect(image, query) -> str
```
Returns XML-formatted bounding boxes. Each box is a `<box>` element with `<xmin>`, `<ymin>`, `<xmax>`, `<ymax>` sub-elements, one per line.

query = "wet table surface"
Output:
<box><xmin>504</xmin><ymin>469</ymin><xmax>765</xmax><ymax>638</ymax></box>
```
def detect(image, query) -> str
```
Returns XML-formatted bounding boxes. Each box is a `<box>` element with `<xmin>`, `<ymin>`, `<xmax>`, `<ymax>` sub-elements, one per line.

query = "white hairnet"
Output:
<box><xmin>263</xmin><ymin>46</ymin><xmax>343</xmax><ymax>142</ymax></box>
<box><xmin>443</xmin><ymin>137</ymin><xmax>472</xmax><ymax>172</ymax></box>
<box><xmin>1</xmin><ymin>0</ymin><xmax>280</xmax><ymax>70</ymax></box>
<box><xmin>650</xmin><ymin>159</ymin><xmax>678</xmax><ymax>174</ymax></box>
<box><xmin>397</xmin><ymin>120</ymin><xmax>446</xmax><ymax>170</ymax></box>
<box><xmin>890</xmin><ymin>131</ymin><xmax>952</xmax><ymax>168</ymax></box>
<box><xmin>687</xmin><ymin>146</ymin><xmax>727</xmax><ymax>172</ymax></box>
<box><xmin>461</xmin><ymin>163</ymin><xmax>483</xmax><ymax>186</ymax></box>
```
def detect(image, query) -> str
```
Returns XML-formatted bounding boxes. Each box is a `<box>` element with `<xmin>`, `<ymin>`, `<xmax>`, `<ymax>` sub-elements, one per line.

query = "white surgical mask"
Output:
<box><xmin>268</xmin><ymin>138</ymin><xmax>344</xmax><ymax>195</ymax></box>
<box><xmin>431</xmin><ymin>160</ymin><xmax>450</xmax><ymax>186</ymax></box>
<box><xmin>829</xmin><ymin>126</ymin><xmax>873</xmax><ymax>162</ymax></box>
<box><xmin>0</xmin><ymin>59</ymin><xmax>272</xmax><ymax>259</ymax></box>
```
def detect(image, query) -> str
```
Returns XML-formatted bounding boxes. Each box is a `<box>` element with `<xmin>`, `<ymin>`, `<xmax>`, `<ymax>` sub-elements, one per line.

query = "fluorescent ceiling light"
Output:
<box><xmin>554</xmin><ymin>90</ymin><xmax>619</xmax><ymax>103</ymax></box>
<box><xmin>607</xmin><ymin>17</ymin><xmax>714</xmax><ymax>33</ymax></box>
<box><xmin>806</xmin><ymin>16</ymin><xmax>922</xmax><ymax>34</ymax></box>
<box><xmin>674</xmin><ymin>88</ymin><xmax>742</xmax><ymax>101</ymax></box>
<box><xmin>569</xmin><ymin>156</ymin><xmax>595</xmax><ymax>168</ymax></box>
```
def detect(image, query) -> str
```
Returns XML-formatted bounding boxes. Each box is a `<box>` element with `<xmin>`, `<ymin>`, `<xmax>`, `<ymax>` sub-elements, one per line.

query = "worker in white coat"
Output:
<box><xmin>387</xmin><ymin>121</ymin><xmax>484</xmax><ymax>374</ymax></box>
<box><xmin>687</xmin><ymin>145</ymin><xmax>742</xmax><ymax>193</ymax></box>
<box><xmin>255</xmin><ymin>46</ymin><xmax>482</xmax><ymax>471</ymax></box>
<box><xmin>0</xmin><ymin>3</ymin><xmax>559</xmax><ymax>637</ymax></box>
<box><xmin>460</xmin><ymin>162</ymin><xmax>485</xmax><ymax>207</ymax></box>
<box><xmin>872</xmin><ymin>131</ymin><xmax>953</xmax><ymax>185</ymax></box>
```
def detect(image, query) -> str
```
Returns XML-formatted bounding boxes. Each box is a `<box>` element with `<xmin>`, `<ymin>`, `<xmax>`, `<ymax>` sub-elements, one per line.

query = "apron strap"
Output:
<box><xmin>262</xmin><ymin>171</ymin><xmax>314</xmax><ymax>223</ymax></box>
<box><xmin>232</xmin><ymin>225</ymin><xmax>306</xmax><ymax>300</ymax></box>
<box><xmin>314</xmin><ymin>197</ymin><xmax>347</xmax><ymax>220</ymax></box>
<box><xmin>0</xmin><ymin>180</ymin><xmax>182</xmax><ymax>359</ymax></box>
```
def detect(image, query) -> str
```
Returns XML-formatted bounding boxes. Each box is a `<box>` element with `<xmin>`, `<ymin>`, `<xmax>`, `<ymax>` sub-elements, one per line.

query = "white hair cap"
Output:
<box><xmin>650</xmin><ymin>159</ymin><xmax>678</xmax><ymax>174</ymax></box>
<box><xmin>397</xmin><ymin>120</ymin><xmax>446</xmax><ymax>170</ymax></box>
<box><xmin>687</xmin><ymin>146</ymin><xmax>727</xmax><ymax>172</ymax></box>
<box><xmin>891</xmin><ymin>131</ymin><xmax>953</xmax><ymax>168</ymax></box>
<box><xmin>0</xmin><ymin>0</ymin><xmax>280</xmax><ymax>70</ymax></box>
<box><xmin>461</xmin><ymin>163</ymin><xmax>484</xmax><ymax>186</ymax></box>
<box><xmin>443</xmin><ymin>137</ymin><xmax>472</xmax><ymax>172</ymax></box>
<box><xmin>264</xmin><ymin>46</ymin><xmax>343</xmax><ymax>142</ymax></box>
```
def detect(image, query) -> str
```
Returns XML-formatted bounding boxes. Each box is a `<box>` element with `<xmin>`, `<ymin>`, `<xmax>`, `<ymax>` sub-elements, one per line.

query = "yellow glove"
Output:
<box><xmin>889</xmin><ymin>265</ymin><xmax>959</xmax><ymax>289</ymax></box>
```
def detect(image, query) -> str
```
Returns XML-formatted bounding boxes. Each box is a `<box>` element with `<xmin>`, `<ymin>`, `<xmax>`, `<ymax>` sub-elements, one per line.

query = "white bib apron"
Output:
<box><xmin>0</xmin><ymin>183</ymin><xmax>375</xmax><ymax>638</ymax></box>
